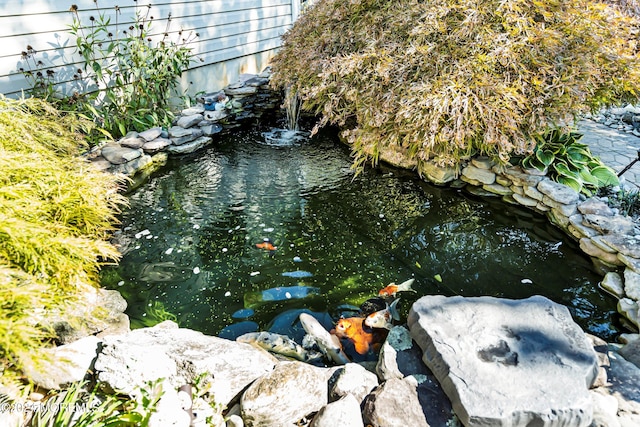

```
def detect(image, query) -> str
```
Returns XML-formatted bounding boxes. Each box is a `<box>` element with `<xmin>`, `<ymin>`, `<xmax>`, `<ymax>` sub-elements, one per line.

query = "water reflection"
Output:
<box><xmin>103</xmin><ymin>125</ymin><xmax>621</xmax><ymax>341</ymax></box>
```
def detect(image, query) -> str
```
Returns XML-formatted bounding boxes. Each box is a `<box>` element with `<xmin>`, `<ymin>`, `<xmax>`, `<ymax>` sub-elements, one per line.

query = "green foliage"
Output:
<box><xmin>21</xmin><ymin>3</ymin><xmax>198</xmax><ymax>142</ymax></box>
<box><xmin>68</xmin><ymin>3</ymin><xmax>197</xmax><ymax>139</ymax></box>
<box><xmin>598</xmin><ymin>185</ymin><xmax>640</xmax><ymax>218</ymax></box>
<box><xmin>521</xmin><ymin>128</ymin><xmax>619</xmax><ymax>195</ymax></box>
<box><xmin>0</xmin><ymin>96</ymin><xmax>127</xmax><ymax>389</ymax></box>
<box><xmin>26</xmin><ymin>379</ymin><xmax>163</xmax><ymax>427</ymax></box>
<box><xmin>270</xmin><ymin>0</ymin><xmax>640</xmax><ymax>170</ymax></box>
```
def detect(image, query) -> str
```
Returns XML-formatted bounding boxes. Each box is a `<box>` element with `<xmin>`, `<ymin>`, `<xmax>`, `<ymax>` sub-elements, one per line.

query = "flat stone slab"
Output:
<box><xmin>166</xmin><ymin>136</ymin><xmax>212</xmax><ymax>155</ymax></box>
<box><xmin>407</xmin><ymin>295</ymin><xmax>598</xmax><ymax>427</ymax></box>
<box><xmin>100</xmin><ymin>144</ymin><xmax>142</xmax><ymax>164</ymax></box>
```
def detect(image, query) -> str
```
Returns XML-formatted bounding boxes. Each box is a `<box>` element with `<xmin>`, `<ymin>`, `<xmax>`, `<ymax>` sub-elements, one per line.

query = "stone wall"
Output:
<box><xmin>85</xmin><ymin>67</ymin><xmax>282</xmax><ymax>180</ymax></box>
<box><xmin>380</xmin><ymin>146</ymin><xmax>640</xmax><ymax>334</ymax></box>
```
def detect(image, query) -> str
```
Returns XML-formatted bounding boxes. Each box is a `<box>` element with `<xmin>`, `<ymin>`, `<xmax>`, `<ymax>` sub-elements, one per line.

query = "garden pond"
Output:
<box><xmin>102</xmin><ymin>123</ymin><xmax>622</xmax><ymax>342</ymax></box>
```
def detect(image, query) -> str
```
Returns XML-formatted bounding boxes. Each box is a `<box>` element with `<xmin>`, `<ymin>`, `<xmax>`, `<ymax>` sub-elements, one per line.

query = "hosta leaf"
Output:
<box><xmin>554</xmin><ymin>161</ymin><xmax>580</xmax><ymax>179</ymax></box>
<box><xmin>591</xmin><ymin>165</ymin><xmax>620</xmax><ymax>186</ymax></box>
<box><xmin>536</xmin><ymin>149</ymin><xmax>555</xmax><ymax>166</ymax></box>
<box><xmin>579</xmin><ymin>168</ymin><xmax>599</xmax><ymax>186</ymax></box>
<box><xmin>557</xmin><ymin>175</ymin><xmax>583</xmax><ymax>193</ymax></box>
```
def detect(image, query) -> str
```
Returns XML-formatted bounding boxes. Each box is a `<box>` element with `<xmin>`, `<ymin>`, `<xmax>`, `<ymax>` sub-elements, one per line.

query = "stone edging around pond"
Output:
<box><xmin>84</xmin><ymin>67</ymin><xmax>279</xmax><ymax>180</ymax></box>
<box><xmin>379</xmin><ymin>147</ymin><xmax>640</xmax><ymax>334</ymax></box>
<box><xmin>86</xmin><ymin>66</ymin><xmax>640</xmax><ymax>335</ymax></box>
<box><xmin>8</xmin><ymin>296</ymin><xmax>640</xmax><ymax>427</ymax></box>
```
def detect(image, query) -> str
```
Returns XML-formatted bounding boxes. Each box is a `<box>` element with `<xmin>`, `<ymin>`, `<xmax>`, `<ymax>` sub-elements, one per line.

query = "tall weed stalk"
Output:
<box><xmin>68</xmin><ymin>2</ymin><xmax>198</xmax><ymax>138</ymax></box>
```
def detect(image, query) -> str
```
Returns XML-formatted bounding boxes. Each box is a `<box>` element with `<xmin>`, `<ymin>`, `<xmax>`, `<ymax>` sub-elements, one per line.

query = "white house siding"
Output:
<box><xmin>0</xmin><ymin>0</ymin><xmax>299</xmax><ymax>99</ymax></box>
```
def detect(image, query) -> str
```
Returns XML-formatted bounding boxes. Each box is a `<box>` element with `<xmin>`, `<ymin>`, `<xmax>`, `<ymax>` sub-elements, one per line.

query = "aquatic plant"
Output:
<box><xmin>521</xmin><ymin>128</ymin><xmax>619</xmax><ymax>196</ymax></box>
<box><xmin>0</xmin><ymin>96</ymin><xmax>127</xmax><ymax>393</ymax></box>
<box><xmin>270</xmin><ymin>0</ymin><xmax>640</xmax><ymax>171</ymax></box>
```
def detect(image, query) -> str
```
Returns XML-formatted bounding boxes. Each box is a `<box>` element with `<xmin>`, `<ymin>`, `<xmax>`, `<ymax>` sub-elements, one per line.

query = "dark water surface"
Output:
<box><xmin>102</xmin><ymin>125</ymin><xmax>621</xmax><ymax>341</ymax></box>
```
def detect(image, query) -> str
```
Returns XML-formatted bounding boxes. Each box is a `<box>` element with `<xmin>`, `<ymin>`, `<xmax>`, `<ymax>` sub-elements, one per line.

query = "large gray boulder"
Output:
<box><xmin>601</xmin><ymin>347</ymin><xmax>640</xmax><ymax>425</ymax></box>
<box><xmin>328</xmin><ymin>363</ymin><xmax>378</xmax><ymax>404</ymax></box>
<box><xmin>94</xmin><ymin>321</ymin><xmax>277</xmax><ymax>406</ymax></box>
<box><xmin>376</xmin><ymin>325</ymin><xmax>453</xmax><ymax>426</ymax></box>
<box><xmin>311</xmin><ymin>394</ymin><xmax>364</xmax><ymax>427</ymax></box>
<box><xmin>21</xmin><ymin>335</ymin><xmax>101</xmax><ymax>390</ymax></box>
<box><xmin>361</xmin><ymin>376</ymin><xmax>430</xmax><ymax>427</ymax></box>
<box><xmin>408</xmin><ymin>295</ymin><xmax>599</xmax><ymax>427</ymax></box>
<box><xmin>240</xmin><ymin>361</ymin><xmax>329</xmax><ymax>426</ymax></box>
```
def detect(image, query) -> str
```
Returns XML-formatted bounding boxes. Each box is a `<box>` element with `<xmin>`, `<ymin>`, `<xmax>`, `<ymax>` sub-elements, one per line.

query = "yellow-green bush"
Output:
<box><xmin>271</xmin><ymin>0</ymin><xmax>640</xmax><ymax>170</ymax></box>
<box><xmin>0</xmin><ymin>96</ymin><xmax>126</xmax><ymax>386</ymax></box>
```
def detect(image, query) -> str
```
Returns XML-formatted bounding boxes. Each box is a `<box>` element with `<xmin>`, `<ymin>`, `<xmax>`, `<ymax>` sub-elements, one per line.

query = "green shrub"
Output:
<box><xmin>25</xmin><ymin>379</ymin><xmax>163</xmax><ymax>427</ymax></box>
<box><xmin>521</xmin><ymin>128</ymin><xmax>619</xmax><ymax>196</ymax></box>
<box><xmin>68</xmin><ymin>3</ymin><xmax>197</xmax><ymax>139</ymax></box>
<box><xmin>270</xmin><ymin>0</ymin><xmax>640</xmax><ymax>171</ymax></box>
<box><xmin>21</xmin><ymin>3</ymin><xmax>198</xmax><ymax>142</ymax></box>
<box><xmin>0</xmin><ymin>96</ymin><xmax>127</xmax><ymax>391</ymax></box>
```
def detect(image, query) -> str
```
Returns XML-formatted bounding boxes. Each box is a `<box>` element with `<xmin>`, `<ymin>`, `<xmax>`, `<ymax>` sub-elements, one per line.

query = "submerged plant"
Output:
<box><xmin>270</xmin><ymin>0</ymin><xmax>640</xmax><ymax>171</ymax></box>
<box><xmin>521</xmin><ymin>128</ymin><xmax>619</xmax><ymax>196</ymax></box>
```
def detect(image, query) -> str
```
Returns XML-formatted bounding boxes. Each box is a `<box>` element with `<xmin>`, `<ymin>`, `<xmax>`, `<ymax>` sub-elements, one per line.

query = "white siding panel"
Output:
<box><xmin>0</xmin><ymin>0</ymin><xmax>298</xmax><ymax>97</ymax></box>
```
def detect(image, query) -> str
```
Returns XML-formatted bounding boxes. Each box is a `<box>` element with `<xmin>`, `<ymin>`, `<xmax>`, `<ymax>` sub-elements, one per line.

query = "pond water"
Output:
<box><xmin>102</xmin><ymin>123</ymin><xmax>621</xmax><ymax>342</ymax></box>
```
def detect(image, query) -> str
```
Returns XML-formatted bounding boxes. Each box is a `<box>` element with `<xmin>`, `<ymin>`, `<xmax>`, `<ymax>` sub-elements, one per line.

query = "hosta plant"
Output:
<box><xmin>521</xmin><ymin>129</ymin><xmax>619</xmax><ymax>196</ymax></box>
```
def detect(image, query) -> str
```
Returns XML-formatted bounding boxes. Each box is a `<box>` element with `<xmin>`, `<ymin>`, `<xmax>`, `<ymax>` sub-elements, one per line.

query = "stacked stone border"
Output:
<box><xmin>87</xmin><ymin>68</ymin><xmax>639</xmax><ymax>335</ymax></box>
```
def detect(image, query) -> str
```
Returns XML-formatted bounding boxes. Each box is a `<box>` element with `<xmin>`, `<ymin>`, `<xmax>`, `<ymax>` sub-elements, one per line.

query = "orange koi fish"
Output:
<box><xmin>378</xmin><ymin>278</ymin><xmax>416</xmax><ymax>298</ymax></box>
<box><xmin>364</xmin><ymin>298</ymin><xmax>401</xmax><ymax>330</ymax></box>
<box><xmin>331</xmin><ymin>317</ymin><xmax>389</xmax><ymax>355</ymax></box>
<box><xmin>255</xmin><ymin>238</ymin><xmax>277</xmax><ymax>251</ymax></box>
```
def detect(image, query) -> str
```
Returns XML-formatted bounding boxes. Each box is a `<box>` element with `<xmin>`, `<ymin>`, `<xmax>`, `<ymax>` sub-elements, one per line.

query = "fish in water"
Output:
<box><xmin>299</xmin><ymin>313</ymin><xmax>351</xmax><ymax>365</ymax></box>
<box><xmin>364</xmin><ymin>298</ymin><xmax>401</xmax><ymax>330</ymax></box>
<box><xmin>332</xmin><ymin>317</ymin><xmax>389</xmax><ymax>355</ymax></box>
<box><xmin>378</xmin><ymin>278</ymin><xmax>416</xmax><ymax>298</ymax></box>
<box><xmin>281</xmin><ymin>270</ymin><xmax>314</xmax><ymax>278</ymax></box>
<box><xmin>255</xmin><ymin>238</ymin><xmax>277</xmax><ymax>251</ymax></box>
<box><xmin>243</xmin><ymin>286</ymin><xmax>321</xmax><ymax>308</ymax></box>
<box><xmin>236</xmin><ymin>331</ymin><xmax>322</xmax><ymax>362</ymax></box>
<box><xmin>260</xmin><ymin>286</ymin><xmax>320</xmax><ymax>301</ymax></box>
<box><xmin>359</xmin><ymin>297</ymin><xmax>388</xmax><ymax>316</ymax></box>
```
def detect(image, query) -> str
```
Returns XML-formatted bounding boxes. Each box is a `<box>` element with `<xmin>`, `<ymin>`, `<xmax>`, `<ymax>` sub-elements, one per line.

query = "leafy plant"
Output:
<box><xmin>598</xmin><ymin>185</ymin><xmax>640</xmax><ymax>218</ymax></box>
<box><xmin>0</xmin><ymin>96</ymin><xmax>127</xmax><ymax>395</ymax></box>
<box><xmin>270</xmin><ymin>0</ymin><xmax>640</xmax><ymax>171</ymax></box>
<box><xmin>67</xmin><ymin>2</ymin><xmax>198</xmax><ymax>138</ymax></box>
<box><xmin>521</xmin><ymin>128</ymin><xmax>619</xmax><ymax>196</ymax></box>
<box><xmin>26</xmin><ymin>379</ymin><xmax>163</xmax><ymax>427</ymax></box>
<box><xmin>20</xmin><ymin>3</ymin><xmax>198</xmax><ymax>142</ymax></box>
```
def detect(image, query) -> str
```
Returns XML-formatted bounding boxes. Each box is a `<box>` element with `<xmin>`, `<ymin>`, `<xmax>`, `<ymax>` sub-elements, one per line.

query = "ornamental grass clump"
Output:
<box><xmin>0</xmin><ymin>96</ymin><xmax>127</xmax><ymax>390</ymax></box>
<box><xmin>270</xmin><ymin>0</ymin><xmax>640</xmax><ymax>171</ymax></box>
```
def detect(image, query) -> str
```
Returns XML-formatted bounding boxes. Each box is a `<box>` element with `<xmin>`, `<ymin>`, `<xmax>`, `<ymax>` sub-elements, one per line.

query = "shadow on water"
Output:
<box><xmin>102</xmin><ymin>123</ymin><xmax>622</xmax><ymax>342</ymax></box>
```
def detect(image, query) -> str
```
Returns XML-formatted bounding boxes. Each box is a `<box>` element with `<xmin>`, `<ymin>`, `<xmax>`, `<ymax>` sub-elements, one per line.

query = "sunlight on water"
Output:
<box><xmin>103</xmin><ymin>126</ymin><xmax>621</xmax><ymax>341</ymax></box>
